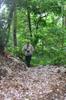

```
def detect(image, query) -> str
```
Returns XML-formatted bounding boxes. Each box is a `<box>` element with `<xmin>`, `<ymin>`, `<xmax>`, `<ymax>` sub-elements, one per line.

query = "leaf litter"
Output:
<box><xmin>0</xmin><ymin>56</ymin><xmax>66</xmax><ymax>100</ymax></box>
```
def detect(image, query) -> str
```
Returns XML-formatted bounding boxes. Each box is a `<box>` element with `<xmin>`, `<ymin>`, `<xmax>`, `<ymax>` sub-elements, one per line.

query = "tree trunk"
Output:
<box><xmin>61</xmin><ymin>2</ymin><xmax>65</xmax><ymax>50</ymax></box>
<box><xmin>63</xmin><ymin>16</ymin><xmax>66</xmax><ymax>26</ymax></box>
<box><xmin>27</xmin><ymin>9</ymin><xmax>32</xmax><ymax>37</ymax></box>
<box><xmin>6</xmin><ymin>5</ymin><xmax>14</xmax><ymax>45</ymax></box>
<box><xmin>13</xmin><ymin>4</ymin><xmax>17</xmax><ymax>47</ymax></box>
<box><xmin>0</xmin><ymin>46</ymin><xmax>5</xmax><ymax>55</ymax></box>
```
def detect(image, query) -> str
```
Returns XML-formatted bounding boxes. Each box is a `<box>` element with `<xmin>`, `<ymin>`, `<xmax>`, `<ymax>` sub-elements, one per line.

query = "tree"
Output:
<box><xmin>0</xmin><ymin>0</ymin><xmax>14</xmax><ymax>54</ymax></box>
<box><xmin>13</xmin><ymin>0</ymin><xmax>17</xmax><ymax>47</ymax></box>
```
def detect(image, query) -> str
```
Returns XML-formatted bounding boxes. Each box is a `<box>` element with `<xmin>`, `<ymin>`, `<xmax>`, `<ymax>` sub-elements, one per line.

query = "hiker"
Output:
<box><xmin>22</xmin><ymin>40</ymin><xmax>34</xmax><ymax>67</ymax></box>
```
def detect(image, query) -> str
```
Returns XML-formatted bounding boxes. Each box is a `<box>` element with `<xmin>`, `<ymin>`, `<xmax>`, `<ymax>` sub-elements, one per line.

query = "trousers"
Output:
<box><xmin>25</xmin><ymin>55</ymin><xmax>32</xmax><ymax>67</ymax></box>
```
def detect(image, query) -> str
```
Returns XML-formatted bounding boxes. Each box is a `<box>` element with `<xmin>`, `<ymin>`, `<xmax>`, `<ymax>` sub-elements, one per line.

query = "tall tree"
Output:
<box><xmin>13</xmin><ymin>1</ymin><xmax>17</xmax><ymax>47</ymax></box>
<box><xmin>27</xmin><ymin>8</ymin><xmax>32</xmax><ymax>37</ymax></box>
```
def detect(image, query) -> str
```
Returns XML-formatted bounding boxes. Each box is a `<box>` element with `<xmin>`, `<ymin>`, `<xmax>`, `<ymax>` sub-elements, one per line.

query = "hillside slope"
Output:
<box><xmin>0</xmin><ymin>56</ymin><xmax>66</xmax><ymax>100</ymax></box>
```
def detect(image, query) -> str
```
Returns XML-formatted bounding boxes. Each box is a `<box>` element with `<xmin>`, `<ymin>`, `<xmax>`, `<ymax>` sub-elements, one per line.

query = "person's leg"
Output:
<box><xmin>25</xmin><ymin>55</ymin><xmax>32</xmax><ymax>67</ymax></box>
<box><xmin>25</xmin><ymin>56</ymin><xmax>28</xmax><ymax>66</ymax></box>
<box><xmin>28</xmin><ymin>55</ymin><xmax>32</xmax><ymax>67</ymax></box>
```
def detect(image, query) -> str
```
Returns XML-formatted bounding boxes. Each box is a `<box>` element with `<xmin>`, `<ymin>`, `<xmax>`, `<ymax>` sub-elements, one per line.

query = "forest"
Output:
<box><xmin>0</xmin><ymin>0</ymin><xmax>66</xmax><ymax>66</ymax></box>
<box><xmin>0</xmin><ymin>0</ymin><xmax>66</xmax><ymax>100</ymax></box>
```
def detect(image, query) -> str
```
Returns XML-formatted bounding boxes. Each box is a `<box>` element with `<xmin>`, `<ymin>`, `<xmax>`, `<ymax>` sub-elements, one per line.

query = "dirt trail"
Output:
<box><xmin>0</xmin><ymin>56</ymin><xmax>66</xmax><ymax>100</ymax></box>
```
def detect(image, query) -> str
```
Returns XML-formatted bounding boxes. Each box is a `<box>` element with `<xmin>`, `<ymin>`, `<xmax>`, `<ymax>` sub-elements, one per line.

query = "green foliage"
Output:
<box><xmin>1</xmin><ymin>0</ymin><xmax>66</xmax><ymax>66</ymax></box>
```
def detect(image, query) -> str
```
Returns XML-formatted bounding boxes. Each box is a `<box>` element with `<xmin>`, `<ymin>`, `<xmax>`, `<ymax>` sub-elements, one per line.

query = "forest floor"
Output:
<box><xmin>0</xmin><ymin>56</ymin><xmax>66</xmax><ymax>100</ymax></box>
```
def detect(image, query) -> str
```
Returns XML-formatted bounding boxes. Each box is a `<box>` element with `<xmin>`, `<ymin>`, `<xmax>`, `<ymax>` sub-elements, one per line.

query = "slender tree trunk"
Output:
<box><xmin>61</xmin><ymin>2</ymin><xmax>64</xmax><ymax>49</ymax></box>
<box><xmin>13</xmin><ymin>4</ymin><xmax>17</xmax><ymax>47</ymax></box>
<box><xmin>63</xmin><ymin>16</ymin><xmax>66</xmax><ymax>26</ymax></box>
<box><xmin>0</xmin><ymin>43</ymin><xmax>5</xmax><ymax>55</ymax></box>
<box><xmin>27</xmin><ymin>9</ymin><xmax>32</xmax><ymax>37</ymax></box>
<box><xmin>35</xmin><ymin>15</ymin><xmax>41</xmax><ymax>33</ymax></box>
<box><xmin>6</xmin><ymin>5</ymin><xmax>14</xmax><ymax>45</ymax></box>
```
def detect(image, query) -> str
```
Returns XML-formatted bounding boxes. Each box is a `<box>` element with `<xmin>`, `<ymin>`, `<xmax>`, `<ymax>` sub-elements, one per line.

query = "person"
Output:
<box><xmin>22</xmin><ymin>40</ymin><xmax>34</xmax><ymax>67</ymax></box>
